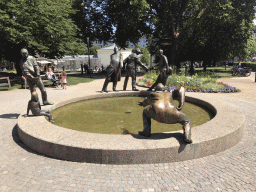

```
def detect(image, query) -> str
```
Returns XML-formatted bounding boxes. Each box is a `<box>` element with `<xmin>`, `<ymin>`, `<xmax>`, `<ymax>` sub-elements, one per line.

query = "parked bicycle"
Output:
<box><xmin>231</xmin><ymin>65</ymin><xmax>252</xmax><ymax>76</ymax></box>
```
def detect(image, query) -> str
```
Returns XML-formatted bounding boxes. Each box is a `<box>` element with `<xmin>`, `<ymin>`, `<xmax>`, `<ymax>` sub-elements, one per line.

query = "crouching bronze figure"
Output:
<box><xmin>27</xmin><ymin>92</ymin><xmax>53</xmax><ymax>122</ymax></box>
<box><xmin>138</xmin><ymin>83</ymin><xmax>192</xmax><ymax>143</ymax></box>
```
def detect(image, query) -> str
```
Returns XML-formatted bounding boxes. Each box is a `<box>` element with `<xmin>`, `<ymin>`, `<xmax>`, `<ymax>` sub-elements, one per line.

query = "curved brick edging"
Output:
<box><xmin>17</xmin><ymin>91</ymin><xmax>245</xmax><ymax>164</ymax></box>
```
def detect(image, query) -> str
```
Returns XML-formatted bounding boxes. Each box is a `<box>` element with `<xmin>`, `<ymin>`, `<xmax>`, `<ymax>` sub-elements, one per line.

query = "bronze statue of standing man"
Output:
<box><xmin>147</xmin><ymin>49</ymin><xmax>172</xmax><ymax>91</ymax></box>
<box><xmin>123</xmin><ymin>48</ymin><xmax>148</xmax><ymax>91</ymax></box>
<box><xmin>20</xmin><ymin>48</ymin><xmax>53</xmax><ymax>105</ymax></box>
<box><xmin>102</xmin><ymin>46</ymin><xmax>123</xmax><ymax>92</ymax></box>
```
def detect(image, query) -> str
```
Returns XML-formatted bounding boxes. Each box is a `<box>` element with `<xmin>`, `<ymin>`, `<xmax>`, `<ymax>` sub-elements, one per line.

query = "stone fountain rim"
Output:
<box><xmin>17</xmin><ymin>91</ymin><xmax>245</xmax><ymax>164</ymax></box>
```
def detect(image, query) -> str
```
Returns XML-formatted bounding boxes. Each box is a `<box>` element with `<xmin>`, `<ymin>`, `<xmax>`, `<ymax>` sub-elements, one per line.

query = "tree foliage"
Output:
<box><xmin>95</xmin><ymin>0</ymin><xmax>151</xmax><ymax>48</ymax></box>
<box><xmin>85</xmin><ymin>45</ymin><xmax>101</xmax><ymax>55</ymax></box>
<box><xmin>0</xmin><ymin>0</ymin><xmax>85</xmax><ymax>62</ymax></box>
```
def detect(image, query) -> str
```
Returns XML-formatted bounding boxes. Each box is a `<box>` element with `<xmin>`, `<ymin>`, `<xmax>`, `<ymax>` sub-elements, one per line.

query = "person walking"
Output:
<box><xmin>60</xmin><ymin>71</ymin><xmax>67</xmax><ymax>90</ymax></box>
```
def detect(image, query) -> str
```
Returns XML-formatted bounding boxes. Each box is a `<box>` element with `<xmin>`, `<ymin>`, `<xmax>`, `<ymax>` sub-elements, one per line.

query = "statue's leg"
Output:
<box><xmin>27</xmin><ymin>79</ymin><xmax>36</xmax><ymax>94</ymax></box>
<box><xmin>178</xmin><ymin>111</ymin><xmax>192</xmax><ymax>143</ymax></box>
<box><xmin>148</xmin><ymin>73</ymin><xmax>162</xmax><ymax>91</ymax></box>
<box><xmin>102</xmin><ymin>79</ymin><xmax>109</xmax><ymax>92</ymax></box>
<box><xmin>40</xmin><ymin>110</ymin><xmax>53</xmax><ymax>122</ymax></box>
<box><xmin>123</xmin><ymin>74</ymin><xmax>129</xmax><ymax>90</ymax></box>
<box><xmin>131</xmin><ymin>70</ymin><xmax>138</xmax><ymax>91</ymax></box>
<box><xmin>138</xmin><ymin>108</ymin><xmax>152</xmax><ymax>137</ymax></box>
<box><xmin>161</xmin><ymin>71</ymin><xmax>168</xmax><ymax>86</ymax></box>
<box><xmin>113</xmin><ymin>80</ymin><xmax>117</xmax><ymax>91</ymax></box>
<box><xmin>102</xmin><ymin>69</ymin><xmax>113</xmax><ymax>92</ymax></box>
<box><xmin>36</xmin><ymin>77</ymin><xmax>53</xmax><ymax>105</ymax></box>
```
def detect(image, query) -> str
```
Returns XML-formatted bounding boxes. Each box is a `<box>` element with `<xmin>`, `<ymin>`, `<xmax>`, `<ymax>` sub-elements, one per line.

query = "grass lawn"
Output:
<box><xmin>195</xmin><ymin>66</ymin><xmax>233</xmax><ymax>78</ymax></box>
<box><xmin>0</xmin><ymin>71</ymin><xmax>94</xmax><ymax>91</ymax></box>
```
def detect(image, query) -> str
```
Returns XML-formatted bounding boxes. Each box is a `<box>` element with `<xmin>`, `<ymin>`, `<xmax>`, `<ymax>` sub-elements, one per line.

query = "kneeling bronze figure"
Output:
<box><xmin>138</xmin><ymin>83</ymin><xmax>192</xmax><ymax>143</ymax></box>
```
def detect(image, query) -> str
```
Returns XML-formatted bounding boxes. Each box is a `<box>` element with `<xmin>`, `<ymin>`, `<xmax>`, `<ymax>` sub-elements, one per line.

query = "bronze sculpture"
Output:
<box><xmin>20</xmin><ymin>48</ymin><xmax>53</xmax><ymax>105</ymax></box>
<box><xmin>102</xmin><ymin>46</ymin><xmax>123</xmax><ymax>92</ymax></box>
<box><xmin>147</xmin><ymin>49</ymin><xmax>172</xmax><ymax>91</ymax></box>
<box><xmin>139</xmin><ymin>83</ymin><xmax>192</xmax><ymax>143</ymax></box>
<box><xmin>27</xmin><ymin>92</ymin><xmax>53</xmax><ymax>122</ymax></box>
<box><xmin>123</xmin><ymin>48</ymin><xmax>148</xmax><ymax>91</ymax></box>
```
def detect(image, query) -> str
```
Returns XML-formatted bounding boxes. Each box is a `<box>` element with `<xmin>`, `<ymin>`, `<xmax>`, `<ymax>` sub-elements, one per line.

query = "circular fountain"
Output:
<box><xmin>17</xmin><ymin>91</ymin><xmax>245</xmax><ymax>164</ymax></box>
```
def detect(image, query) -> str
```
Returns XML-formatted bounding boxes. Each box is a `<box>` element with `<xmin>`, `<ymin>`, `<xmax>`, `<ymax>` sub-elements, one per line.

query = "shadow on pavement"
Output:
<box><xmin>131</xmin><ymin>132</ymin><xmax>189</xmax><ymax>153</ymax></box>
<box><xmin>0</xmin><ymin>113</ymin><xmax>20</xmax><ymax>119</ymax></box>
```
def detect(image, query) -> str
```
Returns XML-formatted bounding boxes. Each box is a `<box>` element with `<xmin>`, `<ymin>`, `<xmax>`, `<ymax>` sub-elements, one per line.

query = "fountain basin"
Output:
<box><xmin>17</xmin><ymin>91</ymin><xmax>245</xmax><ymax>164</ymax></box>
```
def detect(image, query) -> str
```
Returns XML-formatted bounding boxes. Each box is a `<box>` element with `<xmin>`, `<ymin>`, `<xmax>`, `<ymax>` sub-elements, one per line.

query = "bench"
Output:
<box><xmin>22</xmin><ymin>75</ymin><xmax>60</xmax><ymax>89</ymax></box>
<box><xmin>0</xmin><ymin>77</ymin><xmax>11</xmax><ymax>90</ymax></box>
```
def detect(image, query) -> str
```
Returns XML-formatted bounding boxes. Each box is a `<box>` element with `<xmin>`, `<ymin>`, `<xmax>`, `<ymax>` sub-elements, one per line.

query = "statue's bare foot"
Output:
<box><xmin>101</xmin><ymin>90</ymin><xmax>108</xmax><ymax>93</ymax></box>
<box><xmin>184</xmin><ymin>133</ymin><xmax>192</xmax><ymax>143</ymax></box>
<box><xmin>138</xmin><ymin>131</ymin><xmax>151</xmax><ymax>137</ymax></box>
<box><xmin>132</xmin><ymin>88</ymin><xmax>139</xmax><ymax>91</ymax></box>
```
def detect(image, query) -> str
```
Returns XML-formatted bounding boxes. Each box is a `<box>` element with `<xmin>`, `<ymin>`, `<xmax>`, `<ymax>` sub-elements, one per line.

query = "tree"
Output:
<box><xmin>147</xmin><ymin>0</ymin><xmax>256</xmax><ymax>71</ymax></box>
<box><xmin>0</xmin><ymin>0</ymin><xmax>85</xmax><ymax>74</ymax></box>
<box><xmin>98</xmin><ymin>0</ymin><xmax>151</xmax><ymax>48</ymax></box>
<box><xmin>71</xmin><ymin>0</ymin><xmax>113</xmax><ymax>49</ymax></box>
<box><xmin>85</xmin><ymin>45</ymin><xmax>101</xmax><ymax>55</ymax></box>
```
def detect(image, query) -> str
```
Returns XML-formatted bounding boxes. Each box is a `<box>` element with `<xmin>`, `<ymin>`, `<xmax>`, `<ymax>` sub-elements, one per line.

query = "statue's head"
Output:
<box><xmin>135</xmin><ymin>48</ymin><xmax>141</xmax><ymax>54</ymax></box>
<box><xmin>31</xmin><ymin>91</ymin><xmax>39</xmax><ymax>102</ymax></box>
<box><xmin>154</xmin><ymin>83</ymin><xmax>165</xmax><ymax>92</ymax></box>
<box><xmin>156</xmin><ymin>49</ymin><xmax>163</xmax><ymax>56</ymax></box>
<box><xmin>20</xmin><ymin>48</ymin><xmax>28</xmax><ymax>58</ymax></box>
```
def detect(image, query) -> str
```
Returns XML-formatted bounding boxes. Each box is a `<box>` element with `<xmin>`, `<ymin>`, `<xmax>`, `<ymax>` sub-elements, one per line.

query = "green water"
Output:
<box><xmin>51</xmin><ymin>96</ymin><xmax>214</xmax><ymax>134</ymax></box>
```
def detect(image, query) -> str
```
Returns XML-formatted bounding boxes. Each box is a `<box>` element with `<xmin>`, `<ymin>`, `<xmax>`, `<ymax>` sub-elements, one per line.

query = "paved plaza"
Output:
<box><xmin>0</xmin><ymin>74</ymin><xmax>255</xmax><ymax>192</ymax></box>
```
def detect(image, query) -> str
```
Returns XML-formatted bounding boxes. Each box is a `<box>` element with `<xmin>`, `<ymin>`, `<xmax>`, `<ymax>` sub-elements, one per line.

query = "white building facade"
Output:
<box><xmin>93</xmin><ymin>36</ymin><xmax>148</xmax><ymax>48</ymax></box>
<box><xmin>97</xmin><ymin>45</ymin><xmax>132</xmax><ymax>68</ymax></box>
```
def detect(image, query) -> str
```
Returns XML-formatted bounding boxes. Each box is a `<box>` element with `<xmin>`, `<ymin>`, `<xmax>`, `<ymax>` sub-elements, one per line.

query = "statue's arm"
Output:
<box><xmin>23</xmin><ymin>68</ymin><xmax>36</xmax><ymax>81</ymax></box>
<box><xmin>137</xmin><ymin>58</ymin><xmax>148</xmax><ymax>71</ymax></box>
<box><xmin>173</xmin><ymin>87</ymin><xmax>185</xmax><ymax>111</ymax></box>
<box><xmin>138</xmin><ymin>94</ymin><xmax>155</xmax><ymax>107</ymax></box>
<box><xmin>119</xmin><ymin>53</ymin><xmax>123</xmax><ymax>67</ymax></box>
<box><xmin>32</xmin><ymin>57</ymin><xmax>40</xmax><ymax>76</ymax></box>
<box><xmin>123</xmin><ymin>57</ymin><xmax>128</xmax><ymax>69</ymax></box>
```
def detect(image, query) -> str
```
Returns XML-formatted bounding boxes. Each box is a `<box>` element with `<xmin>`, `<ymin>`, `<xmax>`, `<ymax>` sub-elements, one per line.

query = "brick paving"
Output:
<box><xmin>0</xmin><ymin>74</ymin><xmax>256</xmax><ymax>191</ymax></box>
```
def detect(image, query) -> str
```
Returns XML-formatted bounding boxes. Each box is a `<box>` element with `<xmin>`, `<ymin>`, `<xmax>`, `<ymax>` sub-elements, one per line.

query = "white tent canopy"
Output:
<box><xmin>37</xmin><ymin>60</ymin><xmax>53</xmax><ymax>65</ymax></box>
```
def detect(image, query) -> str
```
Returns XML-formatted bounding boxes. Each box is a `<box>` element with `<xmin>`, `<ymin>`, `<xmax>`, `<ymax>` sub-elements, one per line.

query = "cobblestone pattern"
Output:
<box><xmin>0</xmin><ymin>78</ymin><xmax>255</xmax><ymax>192</ymax></box>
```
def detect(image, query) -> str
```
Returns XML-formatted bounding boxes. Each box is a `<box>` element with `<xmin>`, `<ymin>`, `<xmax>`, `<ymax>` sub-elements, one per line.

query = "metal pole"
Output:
<box><xmin>87</xmin><ymin>37</ymin><xmax>91</xmax><ymax>77</ymax></box>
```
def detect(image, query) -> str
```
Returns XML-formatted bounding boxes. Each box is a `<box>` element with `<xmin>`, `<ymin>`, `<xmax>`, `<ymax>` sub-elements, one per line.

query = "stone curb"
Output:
<box><xmin>17</xmin><ymin>91</ymin><xmax>245</xmax><ymax>164</ymax></box>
